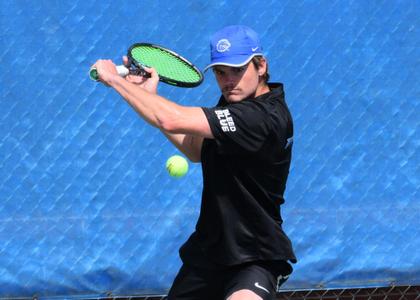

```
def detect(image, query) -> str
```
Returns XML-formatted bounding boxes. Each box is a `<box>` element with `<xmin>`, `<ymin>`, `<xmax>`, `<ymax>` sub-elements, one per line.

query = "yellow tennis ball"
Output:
<box><xmin>166</xmin><ymin>155</ymin><xmax>189</xmax><ymax>178</ymax></box>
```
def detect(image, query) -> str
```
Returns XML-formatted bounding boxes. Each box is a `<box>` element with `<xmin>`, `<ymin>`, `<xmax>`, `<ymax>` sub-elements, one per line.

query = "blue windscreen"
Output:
<box><xmin>0</xmin><ymin>0</ymin><xmax>418</xmax><ymax>297</ymax></box>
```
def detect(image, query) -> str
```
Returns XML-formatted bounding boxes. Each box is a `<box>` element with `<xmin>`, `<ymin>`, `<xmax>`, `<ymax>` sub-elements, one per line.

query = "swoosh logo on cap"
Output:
<box><xmin>252</xmin><ymin>47</ymin><xmax>259</xmax><ymax>52</ymax></box>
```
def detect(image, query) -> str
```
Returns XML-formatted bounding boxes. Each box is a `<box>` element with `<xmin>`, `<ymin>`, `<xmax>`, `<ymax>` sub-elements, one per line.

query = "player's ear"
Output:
<box><xmin>257</xmin><ymin>57</ymin><xmax>267</xmax><ymax>76</ymax></box>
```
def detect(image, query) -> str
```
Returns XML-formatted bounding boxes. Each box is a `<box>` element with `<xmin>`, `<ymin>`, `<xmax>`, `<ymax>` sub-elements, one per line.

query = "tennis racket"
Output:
<box><xmin>89</xmin><ymin>43</ymin><xmax>203</xmax><ymax>88</ymax></box>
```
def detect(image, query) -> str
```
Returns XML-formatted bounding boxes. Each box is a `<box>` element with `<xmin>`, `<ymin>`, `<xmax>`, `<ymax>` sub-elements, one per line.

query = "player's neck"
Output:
<box><xmin>255</xmin><ymin>82</ymin><xmax>270</xmax><ymax>98</ymax></box>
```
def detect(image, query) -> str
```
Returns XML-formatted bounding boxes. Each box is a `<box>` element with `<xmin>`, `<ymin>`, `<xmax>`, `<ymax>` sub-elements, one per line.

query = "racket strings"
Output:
<box><xmin>130</xmin><ymin>46</ymin><xmax>201</xmax><ymax>83</ymax></box>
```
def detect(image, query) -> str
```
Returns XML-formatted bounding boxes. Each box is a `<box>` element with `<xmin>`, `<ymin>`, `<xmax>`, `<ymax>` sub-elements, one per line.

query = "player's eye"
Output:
<box><xmin>213</xmin><ymin>68</ymin><xmax>225</xmax><ymax>76</ymax></box>
<box><xmin>233</xmin><ymin>66</ymin><xmax>246</xmax><ymax>74</ymax></box>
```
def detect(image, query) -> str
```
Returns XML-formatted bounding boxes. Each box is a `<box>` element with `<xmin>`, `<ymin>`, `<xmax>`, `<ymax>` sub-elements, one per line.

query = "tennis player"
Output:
<box><xmin>93</xmin><ymin>25</ymin><xmax>296</xmax><ymax>300</ymax></box>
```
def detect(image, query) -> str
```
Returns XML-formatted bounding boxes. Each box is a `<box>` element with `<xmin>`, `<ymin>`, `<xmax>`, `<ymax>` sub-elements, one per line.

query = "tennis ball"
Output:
<box><xmin>166</xmin><ymin>155</ymin><xmax>189</xmax><ymax>178</ymax></box>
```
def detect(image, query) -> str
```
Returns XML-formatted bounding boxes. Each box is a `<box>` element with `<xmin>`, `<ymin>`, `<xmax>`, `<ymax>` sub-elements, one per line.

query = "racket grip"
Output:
<box><xmin>89</xmin><ymin>65</ymin><xmax>129</xmax><ymax>81</ymax></box>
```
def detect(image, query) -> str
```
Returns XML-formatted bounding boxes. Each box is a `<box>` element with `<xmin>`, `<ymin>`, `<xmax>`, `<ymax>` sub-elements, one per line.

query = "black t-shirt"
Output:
<box><xmin>179</xmin><ymin>83</ymin><xmax>297</xmax><ymax>268</ymax></box>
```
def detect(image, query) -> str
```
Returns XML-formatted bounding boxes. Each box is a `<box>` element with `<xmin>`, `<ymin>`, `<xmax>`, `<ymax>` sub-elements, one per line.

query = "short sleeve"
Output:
<box><xmin>202</xmin><ymin>100</ymin><xmax>272</xmax><ymax>154</ymax></box>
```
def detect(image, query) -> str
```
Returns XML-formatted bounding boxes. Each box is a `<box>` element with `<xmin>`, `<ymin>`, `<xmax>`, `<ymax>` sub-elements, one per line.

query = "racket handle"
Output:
<box><xmin>89</xmin><ymin>65</ymin><xmax>129</xmax><ymax>81</ymax></box>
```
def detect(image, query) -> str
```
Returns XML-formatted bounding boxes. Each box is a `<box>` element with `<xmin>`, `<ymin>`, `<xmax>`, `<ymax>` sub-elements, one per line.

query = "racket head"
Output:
<box><xmin>127</xmin><ymin>43</ymin><xmax>203</xmax><ymax>88</ymax></box>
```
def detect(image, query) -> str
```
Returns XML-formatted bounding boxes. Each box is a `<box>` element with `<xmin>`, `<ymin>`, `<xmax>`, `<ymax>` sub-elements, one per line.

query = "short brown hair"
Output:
<box><xmin>252</xmin><ymin>56</ymin><xmax>270</xmax><ymax>83</ymax></box>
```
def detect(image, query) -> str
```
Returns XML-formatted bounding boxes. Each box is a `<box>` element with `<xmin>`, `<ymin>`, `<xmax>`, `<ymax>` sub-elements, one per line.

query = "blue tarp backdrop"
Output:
<box><xmin>0</xmin><ymin>0</ymin><xmax>419</xmax><ymax>298</ymax></box>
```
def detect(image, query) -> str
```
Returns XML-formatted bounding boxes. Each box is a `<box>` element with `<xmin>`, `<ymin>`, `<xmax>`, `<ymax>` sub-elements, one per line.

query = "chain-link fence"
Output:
<box><xmin>0</xmin><ymin>0</ymin><xmax>418</xmax><ymax>298</ymax></box>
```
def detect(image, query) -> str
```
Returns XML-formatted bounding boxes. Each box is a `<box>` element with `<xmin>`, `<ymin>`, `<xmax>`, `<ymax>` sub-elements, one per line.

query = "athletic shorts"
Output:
<box><xmin>167</xmin><ymin>260</ymin><xmax>292</xmax><ymax>300</ymax></box>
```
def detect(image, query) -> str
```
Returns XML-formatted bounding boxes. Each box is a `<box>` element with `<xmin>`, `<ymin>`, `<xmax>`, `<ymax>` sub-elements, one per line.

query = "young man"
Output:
<box><xmin>93</xmin><ymin>25</ymin><xmax>296</xmax><ymax>300</ymax></box>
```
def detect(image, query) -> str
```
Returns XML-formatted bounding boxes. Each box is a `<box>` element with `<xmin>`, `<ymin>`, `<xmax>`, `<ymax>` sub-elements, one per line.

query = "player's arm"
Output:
<box><xmin>162</xmin><ymin>132</ymin><xmax>204</xmax><ymax>163</ymax></box>
<box><xmin>93</xmin><ymin>59</ymin><xmax>211</xmax><ymax>161</ymax></box>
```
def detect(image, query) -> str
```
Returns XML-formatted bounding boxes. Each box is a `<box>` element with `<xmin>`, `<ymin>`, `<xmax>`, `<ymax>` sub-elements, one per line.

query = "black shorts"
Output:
<box><xmin>167</xmin><ymin>260</ymin><xmax>292</xmax><ymax>300</ymax></box>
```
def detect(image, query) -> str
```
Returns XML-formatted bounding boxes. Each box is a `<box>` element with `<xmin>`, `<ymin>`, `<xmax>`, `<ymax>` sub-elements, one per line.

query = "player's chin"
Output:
<box><xmin>224</xmin><ymin>93</ymin><xmax>246</xmax><ymax>103</ymax></box>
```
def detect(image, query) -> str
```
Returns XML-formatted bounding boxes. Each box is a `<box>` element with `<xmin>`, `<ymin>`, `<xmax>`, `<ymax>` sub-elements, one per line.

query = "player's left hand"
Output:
<box><xmin>123</xmin><ymin>56</ymin><xmax>159</xmax><ymax>94</ymax></box>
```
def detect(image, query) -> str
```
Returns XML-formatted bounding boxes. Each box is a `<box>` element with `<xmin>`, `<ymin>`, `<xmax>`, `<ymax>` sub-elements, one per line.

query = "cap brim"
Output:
<box><xmin>204</xmin><ymin>53</ymin><xmax>263</xmax><ymax>72</ymax></box>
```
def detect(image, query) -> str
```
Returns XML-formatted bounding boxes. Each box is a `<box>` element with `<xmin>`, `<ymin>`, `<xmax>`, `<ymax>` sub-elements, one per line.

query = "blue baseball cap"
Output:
<box><xmin>204</xmin><ymin>25</ymin><xmax>263</xmax><ymax>71</ymax></box>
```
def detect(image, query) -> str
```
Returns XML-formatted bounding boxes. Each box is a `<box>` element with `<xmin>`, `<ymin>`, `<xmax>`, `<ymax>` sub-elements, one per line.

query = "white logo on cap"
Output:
<box><xmin>216</xmin><ymin>39</ymin><xmax>231</xmax><ymax>52</ymax></box>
